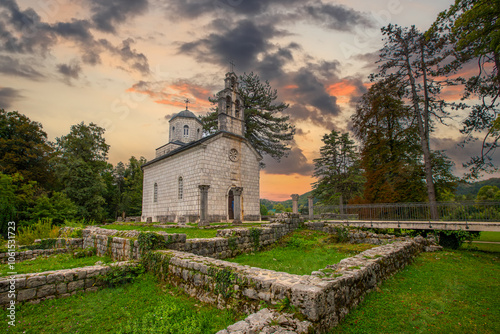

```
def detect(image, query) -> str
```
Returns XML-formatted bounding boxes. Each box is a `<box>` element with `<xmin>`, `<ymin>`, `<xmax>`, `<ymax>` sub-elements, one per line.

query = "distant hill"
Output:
<box><xmin>455</xmin><ymin>178</ymin><xmax>500</xmax><ymax>198</ymax></box>
<box><xmin>260</xmin><ymin>190</ymin><xmax>319</xmax><ymax>210</ymax></box>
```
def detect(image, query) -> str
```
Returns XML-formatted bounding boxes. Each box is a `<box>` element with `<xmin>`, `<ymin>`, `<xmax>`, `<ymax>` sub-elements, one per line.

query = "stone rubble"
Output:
<box><xmin>216</xmin><ymin>308</ymin><xmax>313</xmax><ymax>334</ymax></box>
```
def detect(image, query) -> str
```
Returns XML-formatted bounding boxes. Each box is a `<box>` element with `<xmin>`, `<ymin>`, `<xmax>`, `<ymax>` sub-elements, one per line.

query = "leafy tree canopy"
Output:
<box><xmin>0</xmin><ymin>109</ymin><xmax>54</xmax><ymax>188</ymax></box>
<box><xmin>312</xmin><ymin>130</ymin><xmax>364</xmax><ymax>205</ymax></box>
<box><xmin>54</xmin><ymin>122</ymin><xmax>109</xmax><ymax>221</ymax></box>
<box><xmin>430</xmin><ymin>0</ymin><xmax>500</xmax><ymax>178</ymax></box>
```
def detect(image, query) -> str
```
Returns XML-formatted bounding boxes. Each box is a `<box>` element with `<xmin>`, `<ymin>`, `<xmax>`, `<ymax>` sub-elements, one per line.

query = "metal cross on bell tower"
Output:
<box><xmin>184</xmin><ymin>98</ymin><xmax>190</xmax><ymax>110</ymax></box>
<box><xmin>229</xmin><ymin>60</ymin><xmax>235</xmax><ymax>73</ymax></box>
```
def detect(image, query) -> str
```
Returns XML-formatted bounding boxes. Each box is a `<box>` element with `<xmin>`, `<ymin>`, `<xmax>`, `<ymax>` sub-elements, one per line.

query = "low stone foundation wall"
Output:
<box><xmin>80</xmin><ymin>221</ymin><xmax>301</xmax><ymax>261</ymax></box>
<box><xmin>0</xmin><ymin>238</ymin><xmax>83</xmax><ymax>264</ymax></box>
<box><xmin>0</xmin><ymin>261</ymin><xmax>137</xmax><ymax>306</ymax></box>
<box><xmin>305</xmin><ymin>221</ymin><xmax>412</xmax><ymax>244</ymax></box>
<box><xmin>82</xmin><ymin>227</ymin><xmax>186</xmax><ymax>261</ymax></box>
<box><xmin>144</xmin><ymin>236</ymin><xmax>434</xmax><ymax>333</ymax></box>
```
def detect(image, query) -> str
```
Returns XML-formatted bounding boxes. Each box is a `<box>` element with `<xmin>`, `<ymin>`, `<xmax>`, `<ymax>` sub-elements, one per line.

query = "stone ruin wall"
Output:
<box><xmin>0</xmin><ymin>219</ymin><xmax>440</xmax><ymax>331</ymax></box>
<box><xmin>304</xmin><ymin>221</ymin><xmax>412</xmax><ymax>244</ymax></box>
<box><xmin>80</xmin><ymin>219</ymin><xmax>301</xmax><ymax>262</ymax></box>
<box><xmin>0</xmin><ymin>262</ymin><xmax>138</xmax><ymax>306</ymax></box>
<box><xmin>0</xmin><ymin>238</ymin><xmax>83</xmax><ymax>264</ymax></box>
<box><xmin>144</xmin><ymin>236</ymin><xmax>435</xmax><ymax>333</ymax></box>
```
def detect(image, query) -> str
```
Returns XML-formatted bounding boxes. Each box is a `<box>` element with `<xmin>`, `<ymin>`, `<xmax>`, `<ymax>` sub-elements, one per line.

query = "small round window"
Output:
<box><xmin>229</xmin><ymin>149</ymin><xmax>239</xmax><ymax>162</ymax></box>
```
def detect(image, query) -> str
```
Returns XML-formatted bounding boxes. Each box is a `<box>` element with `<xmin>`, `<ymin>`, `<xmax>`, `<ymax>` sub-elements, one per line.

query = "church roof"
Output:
<box><xmin>142</xmin><ymin>130</ymin><xmax>262</xmax><ymax>169</ymax></box>
<box><xmin>169</xmin><ymin>109</ymin><xmax>200</xmax><ymax>122</ymax></box>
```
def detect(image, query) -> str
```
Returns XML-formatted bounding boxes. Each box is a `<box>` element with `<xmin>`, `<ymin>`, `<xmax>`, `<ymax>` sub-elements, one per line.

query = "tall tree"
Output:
<box><xmin>0</xmin><ymin>110</ymin><xmax>55</xmax><ymax>188</ymax></box>
<box><xmin>54</xmin><ymin>122</ymin><xmax>110</xmax><ymax>222</ymax></box>
<box><xmin>353</xmin><ymin>77</ymin><xmax>427</xmax><ymax>203</ymax></box>
<box><xmin>373</xmin><ymin>24</ymin><xmax>452</xmax><ymax>218</ymax></box>
<box><xmin>430</xmin><ymin>0</ymin><xmax>500</xmax><ymax>178</ymax></box>
<box><xmin>200</xmin><ymin>72</ymin><xmax>295</xmax><ymax>167</ymax></box>
<box><xmin>116</xmin><ymin>156</ymin><xmax>146</xmax><ymax>217</ymax></box>
<box><xmin>312</xmin><ymin>130</ymin><xmax>364</xmax><ymax>205</ymax></box>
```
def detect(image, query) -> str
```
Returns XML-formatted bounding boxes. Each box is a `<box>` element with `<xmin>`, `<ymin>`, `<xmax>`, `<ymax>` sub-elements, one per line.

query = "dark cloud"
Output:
<box><xmin>57</xmin><ymin>61</ymin><xmax>82</xmax><ymax>80</ymax></box>
<box><xmin>345</xmin><ymin>76</ymin><xmax>369</xmax><ymax>106</ymax></box>
<box><xmin>0</xmin><ymin>1</ymin><xmax>55</xmax><ymax>54</ymax></box>
<box><xmin>299</xmin><ymin>1</ymin><xmax>373</xmax><ymax>31</ymax></box>
<box><xmin>291</xmin><ymin>68</ymin><xmax>341</xmax><ymax>116</ymax></box>
<box><xmin>296</xmin><ymin>128</ymin><xmax>311</xmax><ymax>137</ymax></box>
<box><xmin>164</xmin><ymin>0</ymin><xmax>372</xmax><ymax>34</ymax></box>
<box><xmin>0</xmin><ymin>55</ymin><xmax>44</xmax><ymax>79</ymax></box>
<box><xmin>179</xmin><ymin>20</ymin><xmax>280</xmax><ymax>71</ymax></box>
<box><xmin>0</xmin><ymin>87</ymin><xmax>22</xmax><ymax>109</ymax></box>
<box><xmin>262</xmin><ymin>145</ymin><xmax>315</xmax><ymax>176</ymax></box>
<box><xmin>89</xmin><ymin>0</ymin><xmax>149</xmax><ymax>33</ymax></box>
<box><xmin>0</xmin><ymin>0</ymin><xmax>150</xmax><ymax>75</ymax></box>
<box><xmin>115</xmin><ymin>38</ymin><xmax>149</xmax><ymax>74</ymax></box>
<box><xmin>431</xmin><ymin>137</ymin><xmax>499</xmax><ymax>177</ymax></box>
<box><xmin>163</xmin><ymin>0</ymin><xmax>301</xmax><ymax>19</ymax></box>
<box><xmin>353</xmin><ymin>51</ymin><xmax>380</xmax><ymax>68</ymax></box>
<box><xmin>286</xmin><ymin>104</ymin><xmax>337</xmax><ymax>130</ymax></box>
<box><xmin>254</xmin><ymin>45</ymin><xmax>297</xmax><ymax>81</ymax></box>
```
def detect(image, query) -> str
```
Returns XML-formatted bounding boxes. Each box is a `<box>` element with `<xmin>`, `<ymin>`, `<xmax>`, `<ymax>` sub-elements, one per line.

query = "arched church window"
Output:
<box><xmin>235</xmin><ymin>100</ymin><xmax>240</xmax><ymax>118</ymax></box>
<box><xmin>183</xmin><ymin>125</ymin><xmax>189</xmax><ymax>137</ymax></box>
<box><xmin>178</xmin><ymin>177</ymin><xmax>183</xmax><ymax>200</ymax></box>
<box><xmin>226</xmin><ymin>96</ymin><xmax>231</xmax><ymax>114</ymax></box>
<box><xmin>153</xmin><ymin>183</ymin><xmax>158</xmax><ymax>203</ymax></box>
<box><xmin>231</xmin><ymin>77</ymin><xmax>236</xmax><ymax>88</ymax></box>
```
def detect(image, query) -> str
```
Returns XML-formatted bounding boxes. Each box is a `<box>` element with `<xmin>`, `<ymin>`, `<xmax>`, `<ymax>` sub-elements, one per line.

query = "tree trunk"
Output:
<box><xmin>399</xmin><ymin>34</ymin><xmax>439</xmax><ymax>220</ymax></box>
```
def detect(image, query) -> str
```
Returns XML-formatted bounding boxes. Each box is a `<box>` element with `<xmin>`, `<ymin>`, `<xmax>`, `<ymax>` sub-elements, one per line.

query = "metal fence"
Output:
<box><xmin>314</xmin><ymin>201</ymin><xmax>500</xmax><ymax>222</ymax></box>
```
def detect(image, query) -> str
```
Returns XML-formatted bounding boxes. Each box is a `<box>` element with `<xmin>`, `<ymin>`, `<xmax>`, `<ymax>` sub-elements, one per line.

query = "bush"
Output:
<box><xmin>99</xmin><ymin>264</ymin><xmax>145</xmax><ymax>288</ymax></box>
<box><xmin>64</xmin><ymin>218</ymin><xmax>97</xmax><ymax>228</ymax></box>
<box><xmin>138</xmin><ymin>232</ymin><xmax>168</xmax><ymax>253</ymax></box>
<box><xmin>73</xmin><ymin>247</ymin><xmax>97</xmax><ymax>258</ymax></box>
<box><xmin>438</xmin><ymin>230</ymin><xmax>480</xmax><ymax>249</ymax></box>
<box><xmin>17</xmin><ymin>218</ymin><xmax>59</xmax><ymax>245</ymax></box>
<box><xmin>30</xmin><ymin>192</ymin><xmax>78</xmax><ymax>225</ymax></box>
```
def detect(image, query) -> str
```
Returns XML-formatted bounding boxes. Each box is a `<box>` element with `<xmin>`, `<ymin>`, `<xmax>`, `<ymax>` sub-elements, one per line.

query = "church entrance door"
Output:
<box><xmin>228</xmin><ymin>190</ymin><xmax>234</xmax><ymax>220</ymax></box>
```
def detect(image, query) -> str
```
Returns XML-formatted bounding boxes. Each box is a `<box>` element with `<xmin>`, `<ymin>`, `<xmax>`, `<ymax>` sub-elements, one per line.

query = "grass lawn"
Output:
<box><xmin>464</xmin><ymin>242</ymin><xmax>500</xmax><ymax>253</ymax></box>
<box><xmin>0</xmin><ymin>253</ymin><xmax>112</xmax><ymax>277</ymax></box>
<box><xmin>330</xmin><ymin>250</ymin><xmax>500</xmax><ymax>334</ymax></box>
<box><xmin>478</xmin><ymin>231</ymin><xmax>500</xmax><ymax>242</ymax></box>
<box><xmin>102</xmin><ymin>224</ymin><xmax>218</xmax><ymax>239</ymax></box>
<box><xmin>227</xmin><ymin>230</ymin><xmax>375</xmax><ymax>275</ymax></box>
<box><xmin>0</xmin><ymin>273</ymin><xmax>242</xmax><ymax>334</ymax></box>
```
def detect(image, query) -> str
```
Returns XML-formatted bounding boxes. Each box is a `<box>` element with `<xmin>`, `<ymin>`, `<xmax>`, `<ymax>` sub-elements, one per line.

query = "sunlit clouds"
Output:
<box><xmin>1</xmin><ymin>0</ymin><xmax>481</xmax><ymax>201</ymax></box>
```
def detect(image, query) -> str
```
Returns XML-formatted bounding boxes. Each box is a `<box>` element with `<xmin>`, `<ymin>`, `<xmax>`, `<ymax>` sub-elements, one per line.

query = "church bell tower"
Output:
<box><xmin>217</xmin><ymin>70</ymin><xmax>245</xmax><ymax>137</ymax></box>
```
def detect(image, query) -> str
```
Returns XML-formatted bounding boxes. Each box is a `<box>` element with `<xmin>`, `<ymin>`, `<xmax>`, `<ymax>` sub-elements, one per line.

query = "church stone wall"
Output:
<box><xmin>142</xmin><ymin>132</ymin><xmax>260</xmax><ymax>223</ymax></box>
<box><xmin>142</xmin><ymin>146</ymin><xmax>205</xmax><ymax>222</ymax></box>
<box><xmin>199</xmin><ymin>134</ymin><xmax>260</xmax><ymax>222</ymax></box>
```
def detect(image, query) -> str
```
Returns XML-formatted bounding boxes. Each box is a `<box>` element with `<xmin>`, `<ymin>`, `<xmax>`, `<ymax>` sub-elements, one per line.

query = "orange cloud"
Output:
<box><xmin>127</xmin><ymin>81</ymin><xmax>212</xmax><ymax>112</ymax></box>
<box><xmin>326</xmin><ymin>79</ymin><xmax>370</xmax><ymax>104</ymax></box>
<box><xmin>260</xmin><ymin>172</ymin><xmax>314</xmax><ymax>201</ymax></box>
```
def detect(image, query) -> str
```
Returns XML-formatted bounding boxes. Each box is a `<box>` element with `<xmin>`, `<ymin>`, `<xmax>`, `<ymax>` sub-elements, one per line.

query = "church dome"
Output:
<box><xmin>170</xmin><ymin>109</ymin><xmax>198</xmax><ymax>122</ymax></box>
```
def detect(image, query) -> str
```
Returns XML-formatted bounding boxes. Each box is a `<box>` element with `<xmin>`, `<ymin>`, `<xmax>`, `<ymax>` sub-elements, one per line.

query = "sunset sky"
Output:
<box><xmin>1</xmin><ymin>0</ymin><xmax>495</xmax><ymax>201</ymax></box>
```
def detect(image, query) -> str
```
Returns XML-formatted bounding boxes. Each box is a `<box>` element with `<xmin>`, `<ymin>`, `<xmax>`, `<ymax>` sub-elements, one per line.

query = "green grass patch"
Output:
<box><xmin>330</xmin><ymin>250</ymin><xmax>500</xmax><ymax>334</ymax></box>
<box><xmin>0</xmin><ymin>253</ymin><xmax>112</xmax><ymax>277</ymax></box>
<box><xmin>102</xmin><ymin>224</ymin><xmax>218</xmax><ymax>239</ymax></box>
<box><xmin>478</xmin><ymin>231</ymin><xmax>500</xmax><ymax>242</ymax></box>
<box><xmin>466</xmin><ymin>242</ymin><xmax>500</xmax><ymax>253</ymax></box>
<box><xmin>226</xmin><ymin>230</ymin><xmax>375</xmax><ymax>275</ymax></box>
<box><xmin>0</xmin><ymin>273</ymin><xmax>242</xmax><ymax>334</ymax></box>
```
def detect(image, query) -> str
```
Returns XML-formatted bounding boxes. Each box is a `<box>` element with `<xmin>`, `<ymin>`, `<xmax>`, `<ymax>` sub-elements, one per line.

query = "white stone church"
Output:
<box><xmin>141</xmin><ymin>71</ymin><xmax>262</xmax><ymax>224</ymax></box>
